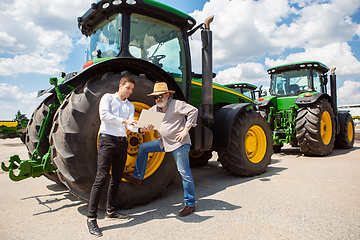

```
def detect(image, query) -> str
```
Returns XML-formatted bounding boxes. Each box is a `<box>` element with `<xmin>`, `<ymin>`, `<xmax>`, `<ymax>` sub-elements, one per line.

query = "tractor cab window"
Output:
<box><xmin>242</xmin><ymin>88</ymin><xmax>255</xmax><ymax>100</ymax></box>
<box><xmin>232</xmin><ymin>87</ymin><xmax>254</xmax><ymax>100</ymax></box>
<box><xmin>270</xmin><ymin>69</ymin><xmax>310</xmax><ymax>96</ymax></box>
<box><xmin>313</xmin><ymin>70</ymin><xmax>326</xmax><ymax>93</ymax></box>
<box><xmin>129</xmin><ymin>13</ymin><xmax>186</xmax><ymax>91</ymax></box>
<box><xmin>86</xmin><ymin>13</ymin><xmax>122</xmax><ymax>61</ymax></box>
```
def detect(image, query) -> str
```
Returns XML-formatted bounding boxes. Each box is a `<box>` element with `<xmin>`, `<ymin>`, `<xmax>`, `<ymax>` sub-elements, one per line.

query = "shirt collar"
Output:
<box><xmin>114</xmin><ymin>92</ymin><xmax>128</xmax><ymax>102</ymax></box>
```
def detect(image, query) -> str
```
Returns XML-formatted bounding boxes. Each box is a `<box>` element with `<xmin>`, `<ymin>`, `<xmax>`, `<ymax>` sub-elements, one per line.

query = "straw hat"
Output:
<box><xmin>147</xmin><ymin>82</ymin><xmax>175</xmax><ymax>96</ymax></box>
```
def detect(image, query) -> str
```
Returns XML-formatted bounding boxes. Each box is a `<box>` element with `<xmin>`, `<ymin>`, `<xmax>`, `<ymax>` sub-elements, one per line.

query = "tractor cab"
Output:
<box><xmin>223</xmin><ymin>83</ymin><xmax>257</xmax><ymax>100</ymax></box>
<box><xmin>268</xmin><ymin>61</ymin><xmax>329</xmax><ymax>97</ymax></box>
<box><xmin>79</xmin><ymin>0</ymin><xmax>196</xmax><ymax>100</ymax></box>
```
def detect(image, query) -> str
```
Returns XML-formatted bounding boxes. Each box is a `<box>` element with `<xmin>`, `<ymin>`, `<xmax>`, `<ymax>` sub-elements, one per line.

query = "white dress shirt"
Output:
<box><xmin>99</xmin><ymin>93</ymin><xmax>138</xmax><ymax>137</ymax></box>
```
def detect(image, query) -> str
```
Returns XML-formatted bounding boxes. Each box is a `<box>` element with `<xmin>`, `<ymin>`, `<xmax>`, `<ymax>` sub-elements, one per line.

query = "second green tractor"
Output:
<box><xmin>256</xmin><ymin>61</ymin><xmax>354</xmax><ymax>155</ymax></box>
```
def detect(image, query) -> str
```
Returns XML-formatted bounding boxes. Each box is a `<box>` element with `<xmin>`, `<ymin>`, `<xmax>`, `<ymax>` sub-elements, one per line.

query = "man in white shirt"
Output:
<box><xmin>87</xmin><ymin>76</ymin><xmax>153</xmax><ymax>237</ymax></box>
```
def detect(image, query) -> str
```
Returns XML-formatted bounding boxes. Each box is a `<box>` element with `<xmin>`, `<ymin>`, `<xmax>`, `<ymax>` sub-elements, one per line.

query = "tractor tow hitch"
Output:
<box><xmin>1</xmin><ymin>77</ymin><xmax>64</xmax><ymax>181</ymax></box>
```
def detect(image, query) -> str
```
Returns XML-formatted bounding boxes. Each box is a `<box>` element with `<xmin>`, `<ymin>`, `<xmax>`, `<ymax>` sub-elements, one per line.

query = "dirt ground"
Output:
<box><xmin>1</xmin><ymin>138</ymin><xmax>360</xmax><ymax>239</ymax></box>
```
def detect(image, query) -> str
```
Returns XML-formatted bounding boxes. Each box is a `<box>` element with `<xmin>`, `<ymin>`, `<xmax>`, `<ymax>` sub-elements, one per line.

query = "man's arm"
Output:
<box><xmin>175</xmin><ymin>101</ymin><xmax>198</xmax><ymax>142</ymax></box>
<box><xmin>99</xmin><ymin>94</ymin><xmax>125</xmax><ymax>124</ymax></box>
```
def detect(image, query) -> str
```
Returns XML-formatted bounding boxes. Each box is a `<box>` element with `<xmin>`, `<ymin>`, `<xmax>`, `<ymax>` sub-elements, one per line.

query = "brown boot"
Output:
<box><xmin>123</xmin><ymin>174</ymin><xmax>143</xmax><ymax>187</ymax></box>
<box><xmin>179</xmin><ymin>206</ymin><xmax>195</xmax><ymax>217</ymax></box>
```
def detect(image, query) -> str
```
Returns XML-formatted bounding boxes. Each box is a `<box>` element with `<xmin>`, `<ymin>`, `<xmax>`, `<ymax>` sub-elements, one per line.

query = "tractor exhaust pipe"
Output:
<box><xmin>201</xmin><ymin>16</ymin><xmax>214</xmax><ymax>124</ymax></box>
<box><xmin>330</xmin><ymin>67</ymin><xmax>337</xmax><ymax>115</ymax></box>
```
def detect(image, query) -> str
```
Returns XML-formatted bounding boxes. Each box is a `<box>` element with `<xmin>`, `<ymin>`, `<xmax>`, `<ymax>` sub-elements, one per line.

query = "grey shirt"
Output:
<box><xmin>149</xmin><ymin>98</ymin><xmax>198</xmax><ymax>152</ymax></box>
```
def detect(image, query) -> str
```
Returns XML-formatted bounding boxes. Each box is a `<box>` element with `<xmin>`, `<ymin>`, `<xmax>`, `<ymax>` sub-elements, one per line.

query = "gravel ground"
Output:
<box><xmin>0</xmin><ymin>138</ymin><xmax>359</xmax><ymax>240</ymax></box>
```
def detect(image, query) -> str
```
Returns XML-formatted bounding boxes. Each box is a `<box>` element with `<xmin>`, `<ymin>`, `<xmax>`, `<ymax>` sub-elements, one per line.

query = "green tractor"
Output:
<box><xmin>0</xmin><ymin>111</ymin><xmax>29</xmax><ymax>142</ymax></box>
<box><xmin>224</xmin><ymin>82</ymin><xmax>264</xmax><ymax>101</ymax></box>
<box><xmin>256</xmin><ymin>61</ymin><xmax>354</xmax><ymax>154</ymax></box>
<box><xmin>1</xmin><ymin>0</ymin><xmax>273</xmax><ymax>209</ymax></box>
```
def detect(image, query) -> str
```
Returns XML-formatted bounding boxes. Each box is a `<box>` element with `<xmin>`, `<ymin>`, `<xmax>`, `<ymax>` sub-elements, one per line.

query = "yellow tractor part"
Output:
<box><xmin>348</xmin><ymin>120</ymin><xmax>354</xmax><ymax>142</ymax></box>
<box><xmin>0</xmin><ymin>121</ymin><xmax>18</xmax><ymax>128</ymax></box>
<box><xmin>123</xmin><ymin>102</ymin><xmax>165</xmax><ymax>179</ymax></box>
<box><xmin>245</xmin><ymin>125</ymin><xmax>267</xmax><ymax>164</ymax></box>
<box><xmin>321</xmin><ymin>111</ymin><xmax>332</xmax><ymax>145</ymax></box>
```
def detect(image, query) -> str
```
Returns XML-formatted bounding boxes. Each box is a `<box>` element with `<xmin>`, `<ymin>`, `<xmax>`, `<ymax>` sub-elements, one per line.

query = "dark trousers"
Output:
<box><xmin>87</xmin><ymin>134</ymin><xmax>128</xmax><ymax>219</ymax></box>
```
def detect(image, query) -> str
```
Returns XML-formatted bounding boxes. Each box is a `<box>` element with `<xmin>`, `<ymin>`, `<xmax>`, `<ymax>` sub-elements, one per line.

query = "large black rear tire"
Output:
<box><xmin>218</xmin><ymin>109</ymin><xmax>273</xmax><ymax>176</ymax></box>
<box><xmin>50</xmin><ymin>71</ymin><xmax>177</xmax><ymax>209</ymax></box>
<box><xmin>25</xmin><ymin>94</ymin><xmax>61</xmax><ymax>184</ymax></box>
<box><xmin>296</xmin><ymin>99</ymin><xmax>335</xmax><ymax>156</ymax></box>
<box><xmin>335</xmin><ymin>113</ymin><xmax>354</xmax><ymax>149</ymax></box>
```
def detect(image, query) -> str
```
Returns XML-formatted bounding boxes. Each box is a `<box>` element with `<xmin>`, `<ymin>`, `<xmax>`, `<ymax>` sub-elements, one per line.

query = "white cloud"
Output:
<box><xmin>0</xmin><ymin>0</ymin><xmax>92</xmax><ymax>76</ymax></box>
<box><xmin>190</xmin><ymin>0</ymin><xmax>360</xmax><ymax>75</ymax></box>
<box><xmin>190</xmin><ymin>0</ymin><xmax>291</xmax><ymax>69</ymax></box>
<box><xmin>188</xmin><ymin>0</ymin><xmax>360</xmax><ymax>106</ymax></box>
<box><xmin>338</xmin><ymin>80</ymin><xmax>360</xmax><ymax>106</ymax></box>
<box><xmin>0</xmin><ymin>83</ymin><xmax>43</xmax><ymax>120</ymax></box>
<box><xmin>0</xmin><ymin>32</ymin><xmax>26</xmax><ymax>53</ymax></box>
<box><xmin>265</xmin><ymin>42</ymin><xmax>360</xmax><ymax>77</ymax></box>
<box><xmin>215</xmin><ymin>62</ymin><xmax>268</xmax><ymax>85</ymax></box>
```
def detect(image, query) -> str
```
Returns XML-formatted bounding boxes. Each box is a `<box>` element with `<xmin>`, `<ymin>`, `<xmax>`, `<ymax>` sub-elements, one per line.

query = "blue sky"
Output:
<box><xmin>1</xmin><ymin>0</ymin><xmax>360</xmax><ymax>120</ymax></box>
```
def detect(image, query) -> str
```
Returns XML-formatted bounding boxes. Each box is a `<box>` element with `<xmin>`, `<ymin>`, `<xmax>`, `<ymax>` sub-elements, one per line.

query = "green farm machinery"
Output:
<box><xmin>0</xmin><ymin>111</ymin><xmax>29</xmax><ymax>142</ymax></box>
<box><xmin>224</xmin><ymin>82</ymin><xmax>265</xmax><ymax>101</ymax></box>
<box><xmin>1</xmin><ymin>0</ymin><xmax>273</xmax><ymax>209</ymax></box>
<box><xmin>256</xmin><ymin>61</ymin><xmax>354</xmax><ymax>154</ymax></box>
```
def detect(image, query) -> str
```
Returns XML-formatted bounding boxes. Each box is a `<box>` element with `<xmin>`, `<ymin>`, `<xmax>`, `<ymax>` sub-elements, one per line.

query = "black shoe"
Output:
<box><xmin>105</xmin><ymin>211</ymin><xmax>130</xmax><ymax>220</ymax></box>
<box><xmin>87</xmin><ymin>219</ymin><xmax>102</xmax><ymax>237</ymax></box>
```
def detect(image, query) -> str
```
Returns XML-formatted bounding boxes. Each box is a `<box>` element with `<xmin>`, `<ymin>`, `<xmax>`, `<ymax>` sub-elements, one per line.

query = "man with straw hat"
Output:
<box><xmin>124</xmin><ymin>82</ymin><xmax>198</xmax><ymax>217</ymax></box>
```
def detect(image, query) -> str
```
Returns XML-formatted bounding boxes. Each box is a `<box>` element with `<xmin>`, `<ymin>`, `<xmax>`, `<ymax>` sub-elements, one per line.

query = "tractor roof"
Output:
<box><xmin>267</xmin><ymin>61</ymin><xmax>329</xmax><ymax>74</ymax></box>
<box><xmin>78</xmin><ymin>0</ymin><xmax>196</xmax><ymax>36</ymax></box>
<box><xmin>224</xmin><ymin>83</ymin><xmax>257</xmax><ymax>90</ymax></box>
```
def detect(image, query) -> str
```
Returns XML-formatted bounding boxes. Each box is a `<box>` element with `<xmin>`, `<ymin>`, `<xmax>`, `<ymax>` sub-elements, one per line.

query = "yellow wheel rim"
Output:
<box><xmin>348</xmin><ymin>121</ymin><xmax>354</xmax><ymax>142</ymax></box>
<box><xmin>321</xmin><ymin>111</ymin><xmax>332</xmax><ymax>145</ymax></box>
<box><xmin>245</xmin><ymin>125</ymin><xmax>267</xmax><ymax>164</ymax></box>
<box><xmin>124</xmin><ymin>102</ymin><xmax>165</xmax><ymax>179</ymax></box>
<box><xmin>189</xmin><ymin>151</ymin><xmax>205</xmax><ymax>158</ymax></box>
<box><xmin>97</xmin><ymin>102</ymin><xmax>165</xmax><ymax>180</ymax></box>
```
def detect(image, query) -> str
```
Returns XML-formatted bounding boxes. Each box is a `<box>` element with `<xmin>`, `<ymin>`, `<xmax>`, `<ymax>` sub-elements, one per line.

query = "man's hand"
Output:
<box><xmin>123</xmin><ymin>119</ymin><xmax>137</xmax><ymax>126</ymax></box>
<box><xmin>139</xmin><ymin>124</ymin><xmax>154</xmax><ymax>134</ymax></box>
<box><xmin>175</xmin><ymin>127</ymin><xmax>191</xmax><ymax>142</ymax></box>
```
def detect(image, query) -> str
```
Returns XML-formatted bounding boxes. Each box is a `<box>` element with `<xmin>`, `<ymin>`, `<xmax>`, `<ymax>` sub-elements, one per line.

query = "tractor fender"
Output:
<box><xmin>64</xmin><ymin>57</ymin><xmax>186</xmax><ymax>101</ymax></box>
<box><xmin>256</xmin><ymin>96</ymin><xmax>276</xmax><ymax>109</ymax></box>
<box><xmin>336</xmin><ymin>110</ymin><xmax>351</xmax><ymax>135</ymax></box>
<box><xmin>211</xmin><ymin>103</ymin><xmax>256</xmax><ymax>150</ymax></box>
<box><xmin>37</xmin><ymin>57</ymin><xmax>186</xmax><ymax>101</ymax></box>
<box><xmin>295</xmin><ymin>93</ymin><xmax>332</xmax><ymax>108</ymax></box>
<box><xmin>37</xmin><ymin>84</ymin><xmax>72</xmax><ymax>98</ymax></box>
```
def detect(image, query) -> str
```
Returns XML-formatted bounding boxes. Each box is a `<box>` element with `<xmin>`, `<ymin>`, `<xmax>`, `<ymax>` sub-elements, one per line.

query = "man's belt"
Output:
<box><xmin>99</xmin><ymin>133</ymin><xmax>127</xmax><ymax>141</ymax></box>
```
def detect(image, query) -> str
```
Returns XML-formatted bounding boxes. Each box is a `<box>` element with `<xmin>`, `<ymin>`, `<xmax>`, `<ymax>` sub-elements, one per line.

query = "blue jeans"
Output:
<box><xmin>133</xmin><ymin>139</ymin><xmax>196</xmax><ymax>207</ymax></box>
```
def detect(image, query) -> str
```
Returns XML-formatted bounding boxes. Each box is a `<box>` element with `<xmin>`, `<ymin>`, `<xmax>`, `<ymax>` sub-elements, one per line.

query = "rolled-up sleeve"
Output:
<box><xmin>177</xmin><ymin>101</ymin><xmax>198</xmax><ymax>128</ymax></box>
<box><xmin>125</xmin><ymin>103</ymin><xmax>139</xmax><ymax>132</ymax></box>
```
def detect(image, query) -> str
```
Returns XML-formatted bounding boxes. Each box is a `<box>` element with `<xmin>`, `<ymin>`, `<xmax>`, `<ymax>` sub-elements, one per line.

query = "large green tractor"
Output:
<box><xmin>257</xmin><ymin>61</ymin><xmax>354</xmax><ymax>155</ymax></box>
<box><xmin>1</xmin><ymin>0</ymin><xmax>273</xmax><ymax>209</ymax></box>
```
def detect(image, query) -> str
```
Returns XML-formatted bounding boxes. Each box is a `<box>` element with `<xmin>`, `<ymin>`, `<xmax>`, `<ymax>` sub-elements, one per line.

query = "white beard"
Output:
<box><xmin>156</xmin><ymin>97</ymin><xmax>168</xmax><ymax>108</ymax></box>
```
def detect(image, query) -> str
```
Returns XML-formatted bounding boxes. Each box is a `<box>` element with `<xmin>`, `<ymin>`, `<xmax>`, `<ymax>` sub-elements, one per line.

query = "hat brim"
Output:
<box><xmin>147</xmin><ymin>90</ymin><xmax>175</xmax><ymax>96</ymax></box>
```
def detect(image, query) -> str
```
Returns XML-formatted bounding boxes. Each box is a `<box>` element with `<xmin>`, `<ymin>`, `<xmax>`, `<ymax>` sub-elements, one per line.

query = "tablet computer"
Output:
<box><xmin>136</xmin><ymin>109</ymin><xmax>165</xmax><ymax>131</ymax></box>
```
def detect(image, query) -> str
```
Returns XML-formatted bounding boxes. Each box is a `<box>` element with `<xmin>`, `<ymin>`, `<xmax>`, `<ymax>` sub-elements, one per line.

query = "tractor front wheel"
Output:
<box><xmin>296</xmin><ymin>99</ymin><xmax>335</xmax><ymax>155</ymax></box>
<box><xmin>218</xmin><ymin>109</ymin><xmax>273</xmax><ymax>176</ymax></box>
